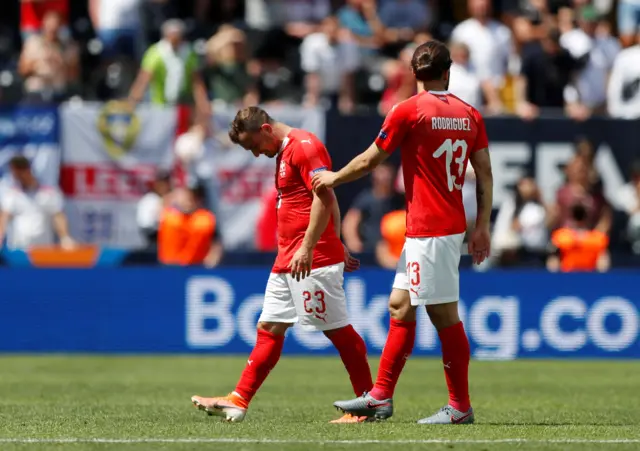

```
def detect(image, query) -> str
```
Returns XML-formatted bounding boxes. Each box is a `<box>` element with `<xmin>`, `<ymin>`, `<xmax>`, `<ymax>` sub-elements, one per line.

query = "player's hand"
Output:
<box><xmin>343</xmin><ymin>244</ymin><xmax>360</xmax><ymax>272</ymax></box>
<box><xmin>311</xmin><ymin>171</ymin><xmax>338</xmax><ymax>192</ymax></box>
<box><xmin>468</xmin><ymin>225</ymin><xmax>491</xmax><ymax>265</ymax></box>
<box><xmin>290</xmin><ymin>245</ymin><xmax>313</xmax><ymax>281</ymax></box>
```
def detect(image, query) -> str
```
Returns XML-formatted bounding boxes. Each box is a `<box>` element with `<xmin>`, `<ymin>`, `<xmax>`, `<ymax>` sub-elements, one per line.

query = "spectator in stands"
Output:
<box><xmin>20</xmin><ymin>0</ymin><xmax>68</xmax><ymax>40</ymax></box>
<box><xmin>560</xmin><ymin>5</ymin><xmax>619</xmax><ymax>120</ymax></box>
<box><xmin>337</xmin><ymin>0</ymin><xmax>386</xmax><ymax>50</ymax></box>
<box><xmin>174</xmin><ymin>123</ymin><xmax>221</xmax><ymax>216</ymax></box>
<box><xmin>448</xmin><ymin>41</ymin><xmax>482</xmax><ymax>108</ymax></box>
<box><xmin>137</xmin><ymin>169</ymin><xmax>172</xmax><ymax>248</ymax></box>
<box><xmin>451</xmin><ymin>0</ymin><xmax>513</xmax><ymax>114</ymax></box>
<box><xmin>376</xmin><ymin>209</ymin><xmax>406</xmax><ymax>269</ymax></box>
<box><xmin>18</xmin><ymin>10</ymin><xmax>79</xmax><ymax>103</ymax></box>
<box><xmin>618</xmin><ymin>0</ymin><xmax>640</xmax><ymax>48</ymax></box>
<box><xmin>128</xmin><ymin>20</ymin><xmax>203</xmax><ymax>109</ymax></box>
<box><xmin>378</xmin><ymin>0</ymin><xmax>432</xmax><ymax>46</ymax></box>
<box><xmin>493</xmin><ymin>175</ymin><xmax>549</xmax><ymax>266</ymax></box>
<box><xmin>0</xmin><ymin>156</ymin><xmax>75</xmax><ymax>250</ymax></box>
<box><xmin>607</xmin><ymin>29</ymin><xmax>640</xmax><ymax>119</ymax></box>
<box><xmin>158</xmin><ymin>185</ymin><xmax>223</xmax><ymax>267</ymax></box>
<box><xmin>616</xmin><ymin>160</ymin><xmax>640</xmax><ymax>220</ymax></box>
<box><xmin>89</xmin><ymin>0</ymin><xmax>141</xmax><ymax>60</ymax></box>
<box><xmin>300</xmin><ymin>16</ymin><xmax>360</xmax><ymax>113</ymax></box>
<box><xmin>516</xmin><ymin>27</ymin><xmax>578</xmax><ymax>120</ymax></box>
<box><xmin>553</xmin><ymin>155</ymin><xmax>612</xmax><ymax>235</ymax></box>
<box><xmin>342</xmin><ymin>162</ymin><xmax>405</xmax><ymax>253</ymax></box>
<box><xmin>379</xmin><ymin>42</ymin><xmax>417</xmax><ymax>114</ymax></box>
<box><xmin>198</xmin><ymin>25</ymin><xmax>259</xmax><ymax>106</ymax></box>
<box><xmin>616</xmin><ymin>160</ymin><xmax>640</xmax><ymax>253</ymax></box>
<box><xmin>627</xmin><ymin>191</ymin><xmax>640</xmax><ymax>255</ymax></box>
<box><xmin>547</xmin><ymin>203</ymin><xmax>610</xmax><ymax>272</ymax></box>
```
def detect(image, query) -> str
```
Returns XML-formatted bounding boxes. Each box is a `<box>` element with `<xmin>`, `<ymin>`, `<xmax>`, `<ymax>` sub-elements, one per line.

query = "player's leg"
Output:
<box><xmin>333</xmin><ymin>248</ymin><xmax>417</xmax><ymax>421</ymax></box>
<box><xmin>411</xmin><ymin>233</ymin><xmax>473</xmax><ymax>425</ymax></box>
<box><xmin>287</xmin><ymin>263</ymin><xmax>374</xmax><ymax>423</ymax></box>
<box><xmin>288</xmin><ymin>264</ymin><xmax>373</xmax><ymax>394</ymax></box>
<box><xmin>191</xmin><ymin>273</ymin><xmax>296</xmax><ymax>422</ymax></box>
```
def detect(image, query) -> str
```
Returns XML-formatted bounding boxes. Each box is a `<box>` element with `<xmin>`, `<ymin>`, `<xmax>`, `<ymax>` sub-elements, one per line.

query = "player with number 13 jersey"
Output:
<box><xmin>312</xmin><ymin>40</ymin><xmax>494</xmax><ymax>425</ymax></box>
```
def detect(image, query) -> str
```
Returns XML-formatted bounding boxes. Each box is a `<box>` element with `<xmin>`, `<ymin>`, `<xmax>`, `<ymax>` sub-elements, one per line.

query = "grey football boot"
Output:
<box><xmin>417</xmin><ymin>405</ymin><xmax>474</xmax><ymax>424</ymax></box>
<box><xmin>333</xmin><ymin>392</ymin><xmax>394</xmax><ymax>421</ymax></box>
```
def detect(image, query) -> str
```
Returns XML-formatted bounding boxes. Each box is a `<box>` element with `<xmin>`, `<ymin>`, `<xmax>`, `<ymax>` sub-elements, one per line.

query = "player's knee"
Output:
<box><xmin>257</xmin><ymin>321</ymin><xmax>291</xmax><ymax>336</ymax></box>
<box><xmin>388</xmin><ymin>289</ymin><xmax>416</xmax><ymax>321</ymax></box>
<box><xmin>426</xmin><ymin>302</ymin><xmax>460</xmax><ymax>330</ymax></box>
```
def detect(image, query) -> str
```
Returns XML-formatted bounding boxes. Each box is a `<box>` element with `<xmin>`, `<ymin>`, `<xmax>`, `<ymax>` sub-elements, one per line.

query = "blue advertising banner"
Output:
<box><xmin>0</xmin><ymin>268</ymin><xmax>638</xmax><ymax>358</ymax></box>
<box><xmin>0</xmin><ymin>106</ymin><xmax>60</xmax><ymax>189</ymax></box>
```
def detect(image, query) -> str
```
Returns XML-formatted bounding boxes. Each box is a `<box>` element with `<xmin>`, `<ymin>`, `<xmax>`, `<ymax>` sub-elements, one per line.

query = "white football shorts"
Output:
<box><xmin>392</xmin><ymin>234</ymin><xmax>465</xmax><ymax>306</ymax></box>
<box><xmin>258</xmin><ymin>262</ymin><xmax>349</xmax><ymax>331</ymax></box>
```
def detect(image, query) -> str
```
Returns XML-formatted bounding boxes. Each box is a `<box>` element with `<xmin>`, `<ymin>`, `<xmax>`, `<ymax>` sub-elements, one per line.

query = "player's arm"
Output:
<box><xmin>302</xmin><ymin>188</ymin><xmax>334</xmax><ymax>252</ymax></box>
<box><xmin>313</xmin><ymin>103</ymin><xmax>408</xmax><ymax>191</ymax></box>
<box><xmin>329</xmin><ymin>189</ymin><xmax>341</xmax><ymax>238</ymax></box>
<box><xmin>333</xmin><ymin>143</ymin><xmax>390</xmax><ymax>188</ymax></box>
<box><xmin>469</xmin><ymin>148</ymin><xmax>493</xmax><ymax>230</ymax></box>
<box><xmin>289</xmin><ymin>187</ymin><xmax>334</xmax><ymax>280</ymax></box>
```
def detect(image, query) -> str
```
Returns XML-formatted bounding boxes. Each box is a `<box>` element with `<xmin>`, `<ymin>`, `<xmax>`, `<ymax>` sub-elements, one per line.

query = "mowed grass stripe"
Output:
<box><xmin>0</xmin><ymin>438</ymin><xmax>640</xmax><ymax>444</ymax></box>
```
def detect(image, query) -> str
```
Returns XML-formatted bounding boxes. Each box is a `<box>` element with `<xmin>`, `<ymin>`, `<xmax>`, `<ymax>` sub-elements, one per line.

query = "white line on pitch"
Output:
<box><xmin>0</xmin><ymin>438</ymin><xmax>639</xmax><ymax>444</ymax></box>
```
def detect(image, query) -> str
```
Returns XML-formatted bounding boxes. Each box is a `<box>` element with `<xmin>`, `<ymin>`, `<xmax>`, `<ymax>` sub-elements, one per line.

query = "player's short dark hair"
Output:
<box><xmin>9</xmin><ymin>155</ymin><xmax>30</xmax><ymax>170</ymax></box>
<box><xmin>411</xmin><ymin>40</ymin><xmax>452</xmax><ymax>82</ymax></box>
<box><xmin>228</xmin><ymin>106</ymin><xmax>274</xmax><ymax>144</ymax></box>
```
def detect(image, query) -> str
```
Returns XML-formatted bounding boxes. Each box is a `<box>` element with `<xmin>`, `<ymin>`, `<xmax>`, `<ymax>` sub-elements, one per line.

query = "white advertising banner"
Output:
<box><xmin>60</xmin><ymin>101</ymin><xmax>176</xmax><ymax>248</ymax></box>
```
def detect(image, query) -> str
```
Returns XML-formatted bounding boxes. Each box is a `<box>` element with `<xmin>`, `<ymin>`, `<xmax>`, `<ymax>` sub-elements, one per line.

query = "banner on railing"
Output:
<box><xmin>207</xmin><ymin>105</ymin><xmax>326</xmax><ymax>249</ymax></box>
<box><xmin>0</xmin><ymin>268</ymin><xmax>637</xmax><ymax>358</ymax></box>
<box><xmin>0</xmin><ymin>106</ymin><xmax>60</xmax><ymax>192</ymax></box>
<box><xmin>59</xmin><ymin>101</ymin><xmax>177</xmax><ymax>248</ymax></box>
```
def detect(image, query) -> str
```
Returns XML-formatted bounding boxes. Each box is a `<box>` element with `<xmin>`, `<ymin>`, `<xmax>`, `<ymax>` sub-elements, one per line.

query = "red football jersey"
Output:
<box><xmin>375</xmin><ymin>90</ymin><xmax>489</xmax><ymax>237</ymax></box>
<box><xmin>272</xmin><ymin>129</ymin><xmax>344</xmax><ymax>273</ymax></box>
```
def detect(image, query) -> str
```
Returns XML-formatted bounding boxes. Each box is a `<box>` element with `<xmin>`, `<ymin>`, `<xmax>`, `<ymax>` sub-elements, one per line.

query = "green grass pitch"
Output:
<box><xmin>0</xmin><ymin>355</ymin><xmax>638</xmax><ymax>451</ymax></box>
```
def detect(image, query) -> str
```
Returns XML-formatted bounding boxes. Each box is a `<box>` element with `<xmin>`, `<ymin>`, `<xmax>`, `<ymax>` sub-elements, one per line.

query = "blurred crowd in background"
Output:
<box><xmin>0</xmin><ymin>0</ymin><xmax>639</xmax><ymax>272</ymax></box>
<box><xmin>2</xmin><ymin>0</ymin><xmax>639</xmax><ymax>118</ymax></box>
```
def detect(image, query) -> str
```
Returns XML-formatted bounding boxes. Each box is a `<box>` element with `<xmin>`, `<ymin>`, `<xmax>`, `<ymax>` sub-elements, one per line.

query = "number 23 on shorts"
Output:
<box><xmin>303</xmin><ymin>290</ymin><xmax>326</xmax><ymax>314</ymax></box>
<box><xmin>407</xmin><ymin>261</ymin><xmax>420</xmax><ymax>294</ymax></box>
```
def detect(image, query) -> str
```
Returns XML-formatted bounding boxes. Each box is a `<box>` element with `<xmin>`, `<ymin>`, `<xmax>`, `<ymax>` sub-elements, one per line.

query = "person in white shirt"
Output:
<box><xmin>300</xmin><ymin>16</ymin><xmax>360</xmax><ymax>113</ymax></box>
<box><xmin>493</xmin><ymin>176</ymin><xmax>549</xmax><ymax>265</ymax></box>
<box><xmin>451</xmin><ymin>0</ymin><xmax>514</xmax><ymax>114</ymax></box>
<box><xmin>560</xmin><ymin>5</ymin><xmax>620</xmax><ymax>119</ymax></box>
<box><xmin>89</xmin><ymin>0</ymin><xmax>141</xmax><ymax>59</ymax></box>
<box><xmin>137</xmin><ymin>169</ymin><xmax>172</xmax><ymax>248</ymax></box>
<box><xmin>607</xmin><ymin>31</ymin><xmax>640</xmax><ymax>119</ymax></box>
<box><xmin>0</xmin><ymin>155</ymin><xmax>75</xmax><ymax>250</ymax></box>
<box><xmin>448</xmin><ymin>41</ymin><xmax>482</xmax><ymax>109</ymax></box>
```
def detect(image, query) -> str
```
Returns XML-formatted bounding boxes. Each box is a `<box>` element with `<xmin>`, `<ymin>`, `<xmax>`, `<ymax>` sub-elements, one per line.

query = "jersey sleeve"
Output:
<box><xmin>374</xmin><ymin>101</ymin><xmax>412</xmax><ymax>154</ymax></box>
<box><xmin>471</xmin><ymin>108</ymin><xmax>489</xmax><ymax>152</ymax></box>
<box><xmin>294</xmin><ymin>139</ymin><xmax>332</xmax><ymax>191</ymax></box>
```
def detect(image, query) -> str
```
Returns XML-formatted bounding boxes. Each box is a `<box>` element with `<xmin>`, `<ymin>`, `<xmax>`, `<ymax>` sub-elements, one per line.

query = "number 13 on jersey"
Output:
<box><xmin>433</xmin><ymin>138</ymin><xmax>468</xmax><ymax>192</ymax></box>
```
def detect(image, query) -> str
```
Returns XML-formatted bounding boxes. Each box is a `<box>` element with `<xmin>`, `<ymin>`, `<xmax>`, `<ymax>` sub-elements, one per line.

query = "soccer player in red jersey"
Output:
<box><xmin>191</xmin><ymin>107</ymin><xmax>373</xmax><ymax>423</ymax></box>
<box><xmin>312</xmin><ymin>40</ymin><xmax>494</xmax><ymax>424</ymax></box>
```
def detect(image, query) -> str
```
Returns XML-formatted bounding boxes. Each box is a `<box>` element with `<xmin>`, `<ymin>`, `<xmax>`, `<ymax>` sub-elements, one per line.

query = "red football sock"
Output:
<box><xmin>438</xmin><ymin>321</ymin><xmax>471</xmax><ymax>412</ymax></box>
<box><xmin>369</xmin><ymin>318</ymin><xmax>416</xmax><ymax>400</ymax></box>
<box><xmin>328</xmin><ymin>325</ymin><xmax>373</xmax><ymax>396</ymax></box>
<box><xmin>234</xmin><ymin>329</ymin><xmax>285</xmax><ymax>406</ymax></box>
